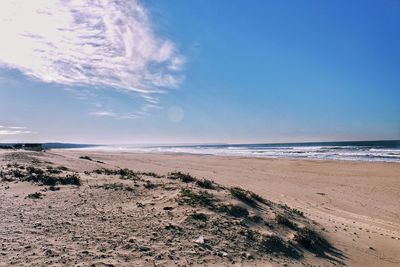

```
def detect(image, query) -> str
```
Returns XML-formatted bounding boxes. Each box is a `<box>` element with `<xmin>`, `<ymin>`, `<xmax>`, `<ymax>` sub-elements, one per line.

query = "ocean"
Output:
<box><xmin>81</xmin><ymin>140</ymin><xmax>400</xmax><ymax>163</ymax></box>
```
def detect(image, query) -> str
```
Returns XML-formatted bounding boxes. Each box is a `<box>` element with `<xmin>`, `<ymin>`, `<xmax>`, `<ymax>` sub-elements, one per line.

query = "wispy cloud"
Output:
<box><xmin>0</xmin><ymin>125</ymin><xmax>32</xmax><ymax>135</ymax></box>
<box><xmin>90</xmin><ymin>102</ymin><xmax>161</xmax><ymax>119</ymax></box>
<box><xmin>89</xmin><ymin>111</ymin><xmax>116</xmax><ymax>118</ymax></box>
<box><xmin>0</xmin><ymin>0</ymin><xmax>184</xmax><ymax>117</ymax></box>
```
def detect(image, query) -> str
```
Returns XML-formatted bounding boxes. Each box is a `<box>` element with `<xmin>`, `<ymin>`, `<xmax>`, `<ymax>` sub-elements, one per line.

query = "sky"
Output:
<box><xmin>0</xmin><ymin>0</ymin><xmax>399</xmax><ymax>144</ymax></box>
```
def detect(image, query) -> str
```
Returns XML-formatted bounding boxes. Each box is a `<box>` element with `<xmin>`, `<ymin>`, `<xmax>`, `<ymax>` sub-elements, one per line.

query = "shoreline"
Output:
<box><xmin>57</xmin><ymin>148</ymin><xmax>400</xmax><ymax>164</ymax></box>
<box><xmin>60</xmin><ymin>148</ymin><xmax>400</xmax><ymax>164</ymax></box>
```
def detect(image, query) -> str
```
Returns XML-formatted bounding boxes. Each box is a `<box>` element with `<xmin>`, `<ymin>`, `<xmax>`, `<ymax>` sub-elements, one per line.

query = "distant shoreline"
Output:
<box><xmin>63</xmin><ymin>140</ymin><xmax>400</xmax><ymax>163</ymax></box>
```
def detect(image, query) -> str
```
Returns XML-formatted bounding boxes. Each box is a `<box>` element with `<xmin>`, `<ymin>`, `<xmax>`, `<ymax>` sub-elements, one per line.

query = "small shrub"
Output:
<box><xmin>26</xmin><ymin>166</ymin><xmax>44</xmax><ymax>176</ymax></box>
<box><xmin>27</xmin><ymin>192</ymin><xmax>42</xmax><ymax>199</ymax></box>
<box><xmin>40</xmin><ymin>176</ymin><xmax>57</xmax><ymax>186</ymax></box>
<box><xmin>169</xmin><ymin>172</ymin><xmax>196</xmax><ymax>183</ymax></box>
<box><xmin>260</xmin><ymin>235</ymin><xmax>301</xmax><ymax>259</ymax></box>
<box><xmin>58</xmin><ymin>166</ymin><xmax>69</xmax><ymax>171</ymax></box>
<box><xmin>292</xmin><ymin>208</ymin><xmax>304</xmax><ymax>217</ymax></box>
<box><xmin>11</xmin><ymin>169</ymin><xmax>25</xmax><ymax>178</ymax></box>
<box><xmin>143</xmin><ymin>180</ymin><xmax>157</xmax><ymax>189</ymax></box>
<box><xmin>276</xmin><ymin>214</ymin><xmax>298</xmax><ymax>230</ymax></box>
<box><xmin>196</xmin><ymin>179</ymin><xmax>216</xmax><ymax>190</ymax></box>
<box><xmin>48</xmin><ymin>186</ymin><xmax>60</xmax><ymax>191</ymax></box>
<box><xmin>46</xmin><ymin>166</ymin><xmax>62</xmax><ymax>174</ymax></box>
<box><xmin>249</xmin><ymin>192</ymin><xmax>269</xmax><ymax>205</ymax></box>
<box><xmin>179</xmin><ymin>188</ymin><xmax>216</xmax><ymax>208</ymax></box>
<box><xmin>226</xmin><ymin>204</ymin><xmax>249</xmax><ymax>218</ymax></box>
<box><xmin>60</xmin><ymin>174</ymin><xmax>81</xmax><ymax>186</ymax></box>
<box><xmin>97</xmin><ymin>183</ymin><xmax>135</xmax><ymax>192</ymax></box>
<box><xmin>190</xmin><ymin>212</ymin><xmax>208</xmax><ymax>222</ymax></box>
<box><xmin>294</xmin><ymin>227</ymin><xmax>329</xmax><ymax>253</ymax></box>
<box><xmin>229</xmin><ymin>187</ymin><xmax>258</xmax><ymax>207</ymax></box>
<box><xmin>92</xmin><ymin>168</ymin><xmax>139</xmax><ymax>179</ymax></box>
<box><xmin>79</xmin><ymin>156</ymin><xmax>93</xmax><ymax>161</ymax></box>
<box><xmin>248</xmin><ymin>215</ymin><xmax>263</xmax><ymax>223</ymax></box>
<box><xmin>140</xmin><ymin>172</ymin><xmax>162</xmax><ymax>178</ymax></box>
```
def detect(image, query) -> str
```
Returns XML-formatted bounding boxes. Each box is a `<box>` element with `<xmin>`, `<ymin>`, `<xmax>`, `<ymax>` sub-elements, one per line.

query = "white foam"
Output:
<box><xmin>75</xmin><ymin>144</ymin><xmax>400</xmax><ymax>163</ymax></box>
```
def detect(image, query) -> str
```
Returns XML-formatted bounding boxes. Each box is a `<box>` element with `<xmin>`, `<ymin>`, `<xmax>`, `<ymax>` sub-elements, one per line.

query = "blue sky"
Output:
<box><xmin>0</xmin><ymin>0</ymin><xmax>399</xmax><ymax>144</ymax></box>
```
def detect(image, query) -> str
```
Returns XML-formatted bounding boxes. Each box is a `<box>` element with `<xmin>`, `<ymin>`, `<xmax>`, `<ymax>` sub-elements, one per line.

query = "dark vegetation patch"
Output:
<box><xmin>140</xmin><ymin>172</ymin><xmax>163</xmax><ymax>178</ymax></box>
<box><xmin>292</xmin><ymin>208</ymin><xmax>304</xmax><ymax>217</ymax></box>
<box><xmin>196</xmin><ymin>179</ymin><xmax>217</xmax><ymax>190</ymax></box>
<box><xmin>26</xmin><ymin>192</ymin><xmax>43</xmax><ymax>199</ymax></box>
<box><xmin>143</xmin><ymin>180</ymin><xmax>157</xmax><ymax>189</ymax></box>
<box><xmin>225</xmin><ymin>204</ymin><xmax>249</xmax><ymax>218</ymax></box>
<box><xmin>46</xmin><ymin>166</ymin><xmax>63</xmax><ymax>174</ymax></box>
<box><xmin>178</xmin><ymin>188</ymin><xmax>216</xmax><ymax>208</ymax></box>
<box><xmin>229</xmin><ymin>187</ymin><xmax>259</xmax><ymax>207</ymax></box>
<box><xmin>48</xmin><ymin>186</ymin><xmax>60</xmax><ymax>191</ymax></box>
<box><xmin>79</xmin><ymin>156</ymin><xmax>93</xmax><ymax>161</ymax></box>
<box><xmin>59</xmin><ymin>174</ymin><xmax>81</xmax><ymax>186</ymax></box>
<box><xmin>279</xmin><ymin>204</ymin><xmax>304</xmax><ymax>217</ymax></box>
<box><xmin>92</xmin><ymin>168</ymin><xmax>163</xmax><ymax>179</ymax></box>
<box><xmin>1</xmin><ymin>164</ymin><xmax>81</xmax><ymax>186</ymax></box>
<box><xmin>276</xmin><ymin>214</ymin><xmax>298</xmax><ymax>230</ymax></box>
<box><xmin>11</xmin><ymin>168</ymin><xmax>25</xmax><ymax>178</ymax></box>
<box><xmin>294</xmin><ymin>227</ymin><xmax>330</xmax><ymax>253</ymax></box>
<box><xmin>92</xmin><ymin>168</ymin><xmax>140</xmax><ymax>179</ymax></box>
<box><xmin>248</xmin><ymin>215</ymin><xmax>263</xmax><ymax>223</ymax></box>
<box><xmin>260</xmin><ymin>235</ymin><xmax>301</xmax><ymax>259</ymax></box>
<box><xmin>249</xmin><ymin>191</ymin><xmax>270</xmax><ymax>206</ymax></box>
<box><xmin>95</xmin><ymin>183</ymin><xmax>135</xmax><ymax>192</ymax></box>
<box><xmin>189</xmin><ymin>212</ymin><xmax>208</xmax><ymax>222</ymax></box>
<box><xmin>168</xmin><ymin>171</ymin><xmax>196</xmax><ymax>183</ymax></box>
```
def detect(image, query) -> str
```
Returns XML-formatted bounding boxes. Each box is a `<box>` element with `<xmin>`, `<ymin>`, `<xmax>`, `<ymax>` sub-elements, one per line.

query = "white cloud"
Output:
<box><xmin>90</xmin><ymin>102</ymin><xmax>161</xmax><ymax>119</ymax></box>
<box><xmin>0</xmin><ymin>0</ymin><xmax>184</xmax><ymax>115</ymax></box>
<box><xmin>0</xmin><ymin>125</ymin><xmax>32</xmax><ymax>135</ymax></box>
<box><xmin>90</xmin><ymin>111</ymin><xmax>116</xmax><ymax>118</ymax></box>
<box><xmin>8</xmin><ymin>126</ymin><xmax>27</xmax><ymax>129</ymax></box>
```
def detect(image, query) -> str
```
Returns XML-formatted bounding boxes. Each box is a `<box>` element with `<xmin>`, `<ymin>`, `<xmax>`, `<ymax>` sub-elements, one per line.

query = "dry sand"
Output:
<box><xmin>1</xmin><ymin>149</ymin><xmax>399</xmax><ymax>266</ymax></box>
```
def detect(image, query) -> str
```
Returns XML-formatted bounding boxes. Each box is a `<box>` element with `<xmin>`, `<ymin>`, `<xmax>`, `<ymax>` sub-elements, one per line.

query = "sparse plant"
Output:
<box><xmin>27</xmin><ymin>192</ymin><xmax>42</xmax><ymax>199</ymax></box>
<box><xmin>179</xmin><ymin>188</ymin><xmax>216</xmax><ymax>207</ymax></box>
<box><xmin>140</xmin><ymin>171</ymin><xmax>162</xmax><ymax>178</ymax></box>
<box><xmin>260</xmin><ymin>235</ymin><xmax>300</xmax><ymax>258</ymax></box>
<box><xmin>294</xmin><ymin>227</ymin><xmax>329</xmax><ymax>253</ymax></box>
<box><xmin>92</xmin><ymin>168</ymin><xmax>139</xmax><ymax>179</ymax></box>
<box><xmin>96</xmin><ymin>183</ymin><xmax>135</xmax><ymax>192</ymax></box>
<box><xmin>248</xmin><ymin>215</ymin><xmax>263</xmax><ymax>223</ymax></box>
<box><xmin>79</xmin><ymin>156</ymin><xmax>93</xmax><ymax>161</ymax></box>
<box><xmin>169</xmin><ymin>171</ymin><xmax>196</xmax><ymax>183</ymax></box>
<box><xmin>276</xmin><ymin>214</ymin><xmax>298</xmax><ymax>230</ymax></box>
<box><xmin>190</xmin><ymin>212</ymin><xmax>208</xmax><ymax>222</ymax></box>
<box><xmin>292</xmin><ymin>208</ymin><xmax>304</xmax><ymax>217</ymax></box>
<box><xmin>196</xmin><ymin>179</ymin><xmax>216</xmax><ymax>189</ymax></box>
<box><xmin>46</xmin><ymin>166</ymin><xmax>62</xmax><ymax>174</ymax></box>
<box><xmin>11</xmin><ymin>169</ymin><xmax>24</xmax><ymax>178</ymax></box>
<box><xmin>143</xmin><ymin>180</ymin><xmax>157</xmax><ymax>189</ymax></box>
<box><xmin>26</xmin><ymin>166</ymin><xmax>44</xmax><ymax>176</ymax></box>
<box><xmin>226</xmin><ymin>204</ymin><xmax>249</xmax><ymax>218</ymax></box>
<box><xmin>59</xmin><ymin>174</ymin><xmax>81</xmax><ymax>186</ymax></box>
<box><xmin>229</xmin><ymin>187</ymin><xmax>258</xmax><ymax>207</ymax></box>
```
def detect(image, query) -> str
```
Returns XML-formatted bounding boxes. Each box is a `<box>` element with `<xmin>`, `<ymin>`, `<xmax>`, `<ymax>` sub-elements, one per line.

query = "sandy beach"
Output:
<box><xmin>1</xmin><ymin>149</ymin><xmax>399</xmax><ymax>266</ymax></box>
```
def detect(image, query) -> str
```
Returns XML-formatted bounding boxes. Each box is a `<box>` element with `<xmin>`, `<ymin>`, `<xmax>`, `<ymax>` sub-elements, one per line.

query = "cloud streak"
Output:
<box><xmin>0</xmin><ymin>0</ymin><xmax>184</xmax><ymax>115</ymax></box>
<box><xmin>0</xmin><ymin>125</ymin><xmax>32</xmax><ymax>135</ymax></box>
